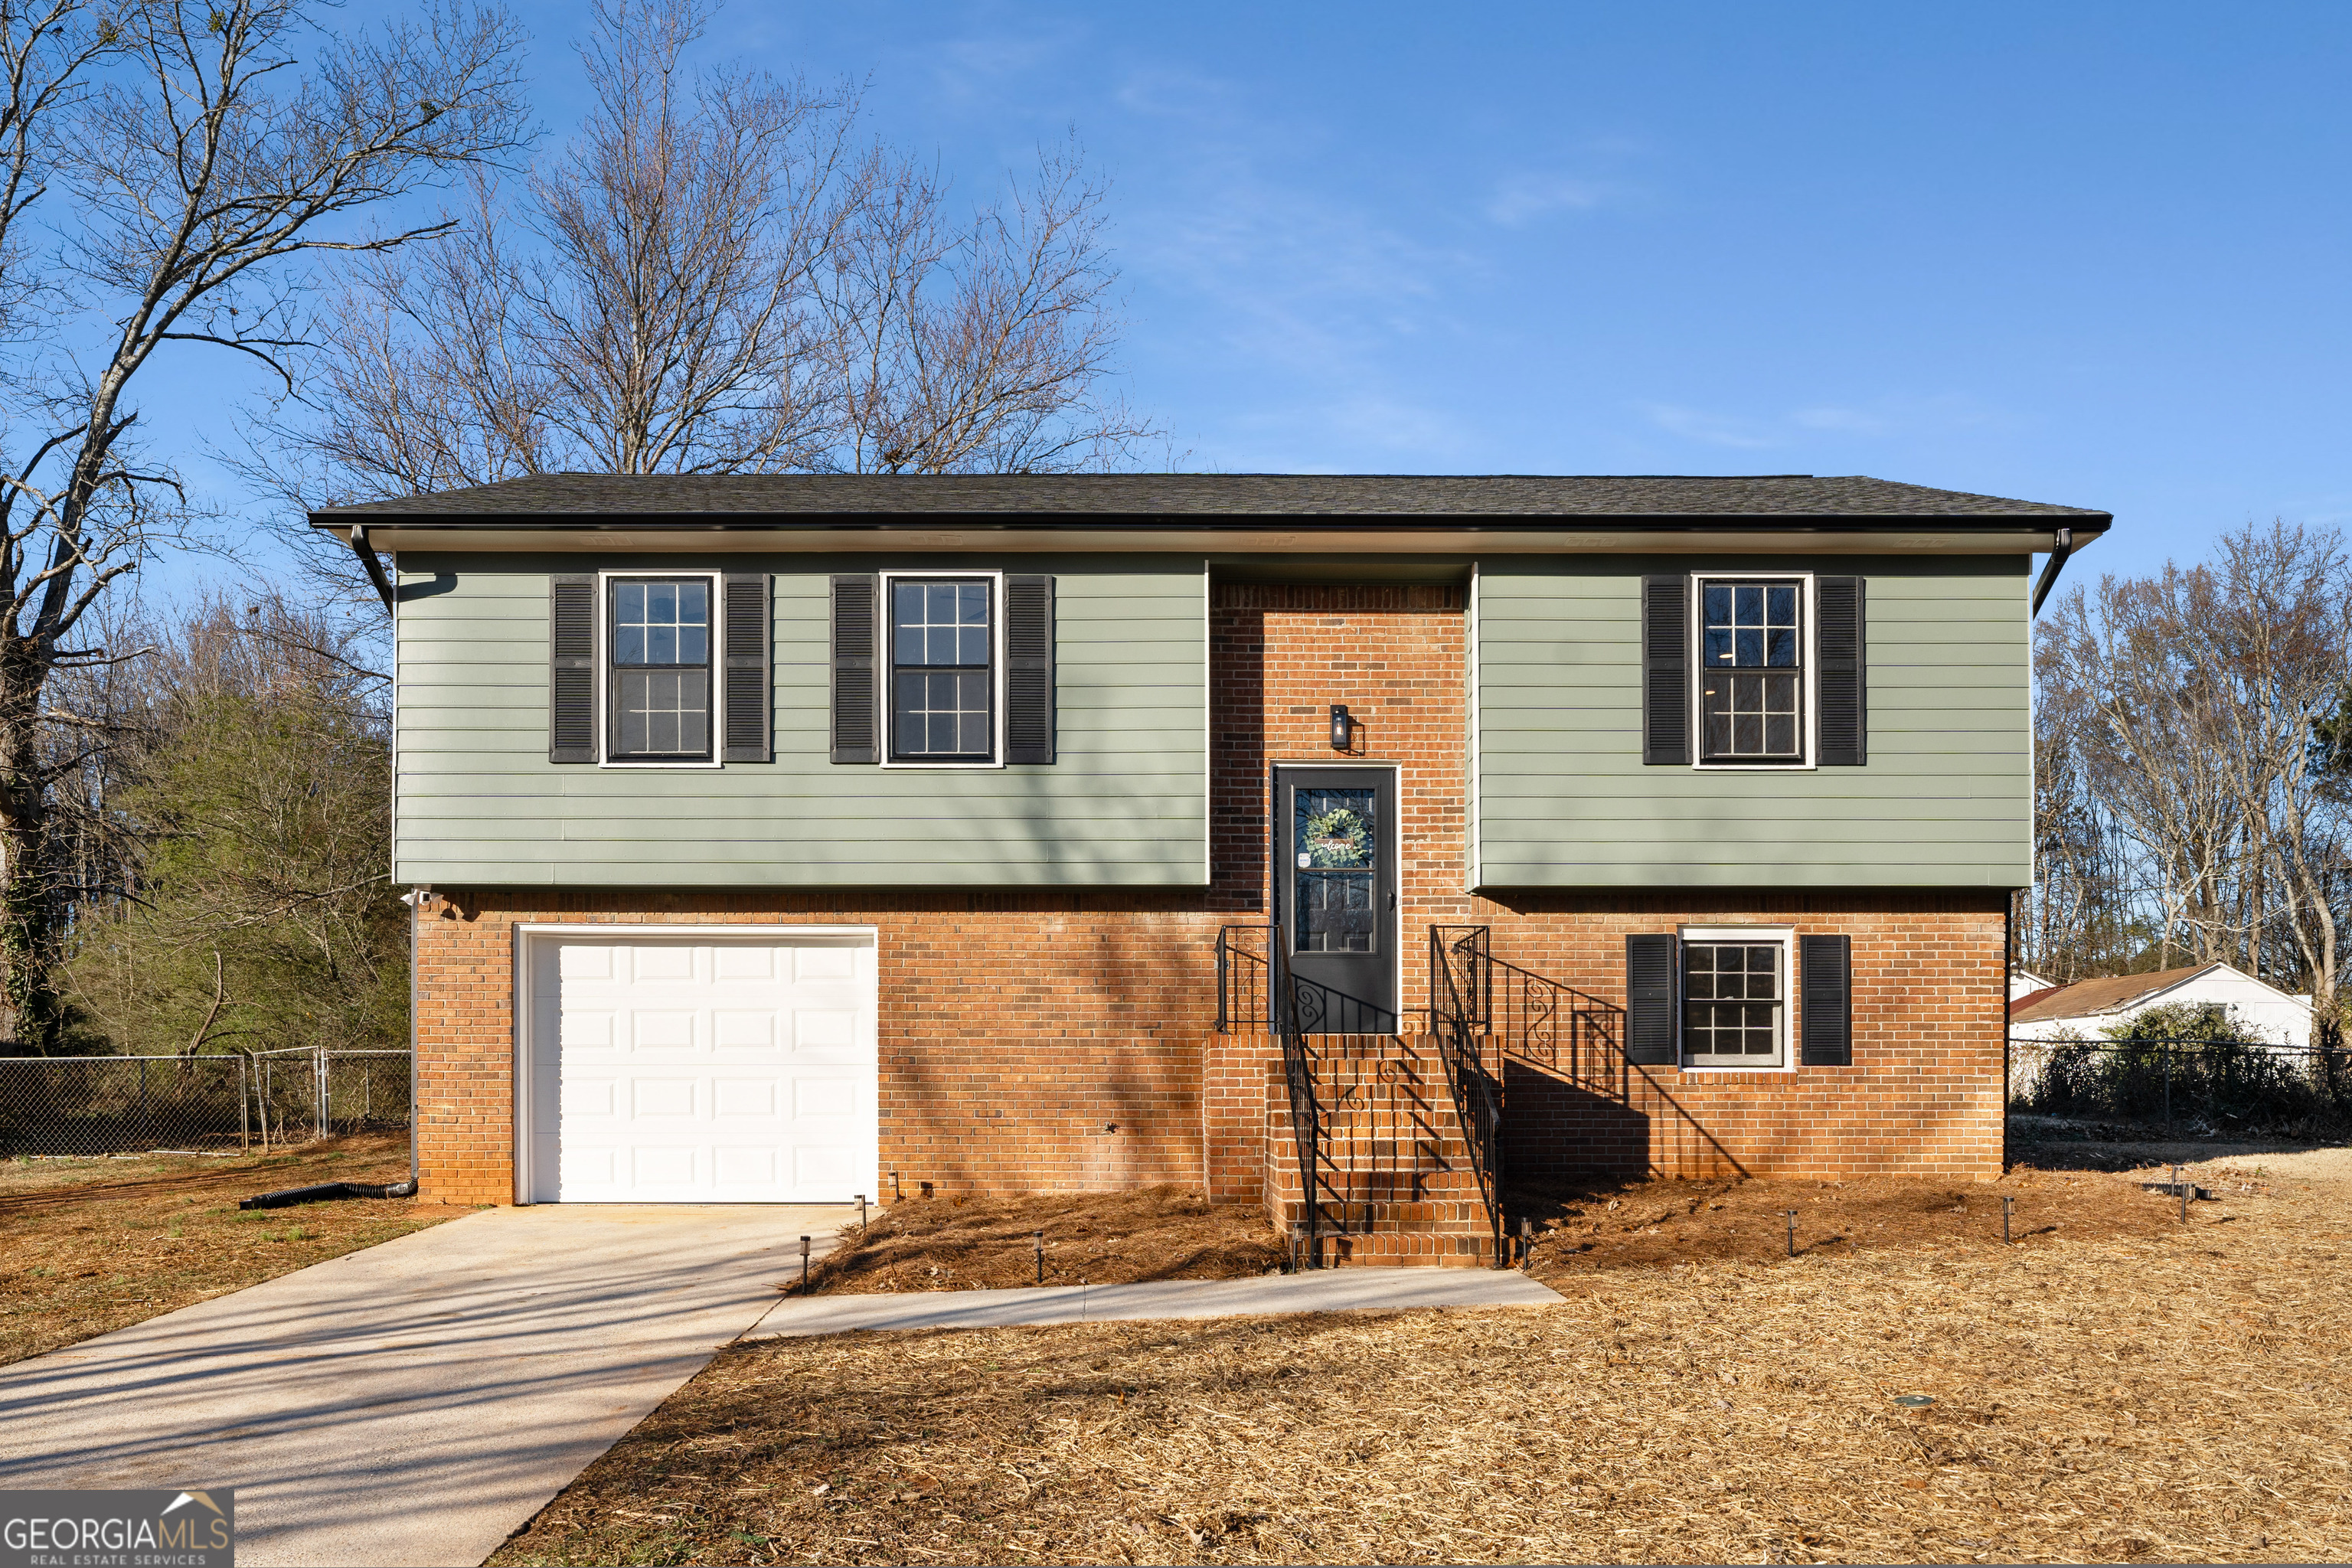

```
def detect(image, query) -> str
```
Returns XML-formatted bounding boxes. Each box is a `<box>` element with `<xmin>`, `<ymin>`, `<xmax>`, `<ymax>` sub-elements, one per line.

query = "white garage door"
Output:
<box><xmin>524</xmin><ymin>933</ymin><xmax>877</xmax><ymax>1203</ymax></box>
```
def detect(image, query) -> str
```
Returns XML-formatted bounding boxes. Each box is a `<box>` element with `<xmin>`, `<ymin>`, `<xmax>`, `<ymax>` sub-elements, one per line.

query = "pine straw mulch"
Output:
<box><xmin>799</xmin><ymin>1188</ymin><xmax>1286</xmax><ymax>1295</ymax></box>
<box><xmin>1515</xmin><ymin>1164</ymin><xmax>2185</xmax><ymax>1274</ymax></box>
<box><xmin>0</xmin><ymin>1132</ymin><xmax>459</xmax><ymax>1367</ymax></box>
<box><xmin>494</xmin><ymin>1158</ymin><xmax>2350</xmax><ymax>1566</ymax></box>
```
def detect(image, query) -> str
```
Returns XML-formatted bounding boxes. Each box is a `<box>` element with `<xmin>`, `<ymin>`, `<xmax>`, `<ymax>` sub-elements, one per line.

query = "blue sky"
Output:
<box><xmin>142</xmin><ymin>1</ymin><xmax>2352</xmax><ymax>584</ymax></box>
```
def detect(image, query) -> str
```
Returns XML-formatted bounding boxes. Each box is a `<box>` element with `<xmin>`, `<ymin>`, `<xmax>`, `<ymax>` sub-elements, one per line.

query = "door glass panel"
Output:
<box><xmin>1293</xmin><ymin>787</ymin><xmax>1377</xmax><ymax>953</ymax></box>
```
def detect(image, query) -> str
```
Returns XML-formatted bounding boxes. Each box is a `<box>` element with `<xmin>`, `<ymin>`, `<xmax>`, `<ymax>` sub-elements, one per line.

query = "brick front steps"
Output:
<box><xmin>1263</xmin><ymin>1034</ymin><xmax>1501</xmax><ymax>1268</ymax></box>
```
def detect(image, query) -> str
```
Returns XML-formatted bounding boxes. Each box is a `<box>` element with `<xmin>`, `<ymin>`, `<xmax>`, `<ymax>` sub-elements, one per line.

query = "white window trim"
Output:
<box><xmin>1687</xmin><ymin>570</ymin><xmax>1818</xmax><ymax>773</ymax></box>
<box><xmin>595</xmin><ymin>567</ymin><xmax>725</xmax><ymax>769</ymax></box>
<box><xmin>508</xmin><ymin>922</ymin><xmax>880</xmax><ymax>1205</ymax></box>
<box><xmin>1677</xmin><ymin>923</ymin><xmax>1798</xmax><ymax>1073</ymax></box>
<box><xmin>879</xmin><ymin>567</ymin><xmax>1007</xmax><ymax>770</ymax></box>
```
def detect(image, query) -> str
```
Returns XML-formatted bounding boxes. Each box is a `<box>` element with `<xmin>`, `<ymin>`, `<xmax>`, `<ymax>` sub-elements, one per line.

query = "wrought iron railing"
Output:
<box><xmin>1427</xmin><ymin>926</ymin><xmax>1505</xmax><ymax>1263</ymax></box>
<box><xmin>1431</xmin><ymin>924</ymin><xmax>1630</xmax><ymax>1100</ymax></box>
<box><xmin>1217</xmin><ymin>923</ymin><xmax>1396</xmax><ymax>1036</ymax></box>
<box><xmin>1215</xmin><ymin>924</ymin><xmax>1270</xmax><ymax>1034</ymax></box>
<box><xmin>1267</xmin><ymin>920</ymin><xmax>1329</xmax><ymax>1266</ymax></box>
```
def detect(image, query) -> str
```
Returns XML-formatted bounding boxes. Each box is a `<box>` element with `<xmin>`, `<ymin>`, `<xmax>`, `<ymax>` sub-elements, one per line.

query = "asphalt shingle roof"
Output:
<box><xmin>310</xmin><ymin>472</ymin><xmax>2109</xmax><ymax>524</ymax></box>
<box><xmin>2010</xmin><ymin>965</ymin><xmax>2212</xmax><ymax>1025</ymax></box>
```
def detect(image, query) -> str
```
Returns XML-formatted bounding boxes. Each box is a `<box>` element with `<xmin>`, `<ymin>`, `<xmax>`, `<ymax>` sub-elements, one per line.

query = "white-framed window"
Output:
<box><xmin>1692</xmin><ymin>572</ymin><xmax>1815</xmax><ymax>769</ymax></box>
<box><xmin>1679</xmin><ymin>924</ymin><xmax>1795</xmax><ymax>1070</ymax></box>
<box><xmin>880</xmin><ymin>569</ymin><xmax>1004</xmax><ymax>769</ymax></box>
<box><xmin>598</xmin><ymin>569</ymin><xmax>724</xmax><ymax>769</ymax></box>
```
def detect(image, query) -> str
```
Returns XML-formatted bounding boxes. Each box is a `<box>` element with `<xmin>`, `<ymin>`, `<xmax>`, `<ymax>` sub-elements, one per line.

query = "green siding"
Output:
<box><xmin>395</xmin><ymin>553</ymin><xmax>1208</xmax><ymax>887</ymax></box>
<box><xmin>1476</xmin><ymin>554</ymin><xmax>2032</xmax><ymax>888</ymax></box>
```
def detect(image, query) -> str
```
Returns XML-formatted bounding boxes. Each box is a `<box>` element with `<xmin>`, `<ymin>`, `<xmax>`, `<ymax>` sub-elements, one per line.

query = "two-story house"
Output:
<box><xmin>317</xmin><ymin>474</ymin><xmax>2106</xmax><ymax>1263</ymax></box>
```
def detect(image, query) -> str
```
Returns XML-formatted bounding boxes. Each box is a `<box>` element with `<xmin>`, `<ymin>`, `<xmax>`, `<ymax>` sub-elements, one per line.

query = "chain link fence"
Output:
<box><xmin>2011</xmin><ymin>1035</ymin><xmax>2352</xmax><ymax>1138</ymax></box>
<box><xmin>0</xmin><ymin>1049</ymin><xmax>412</xmax><ymax>1158</ymax></box>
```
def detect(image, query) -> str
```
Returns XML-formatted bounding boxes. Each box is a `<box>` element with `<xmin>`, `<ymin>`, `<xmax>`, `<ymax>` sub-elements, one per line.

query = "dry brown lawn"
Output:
<box><xmin>0</xmin><ymin>1132</ymin><xmax>459</xmax><ymax>1367</ymax></box>
<box><xmin>803</xmin><ymin>1187</ymin><xmax>1285</xmax><ymax>1295</ymax></box>
<box><xmin>495</xmin><ymin>1152</ymin><xmax>2352</xmax><ymax>1566</ymax></box>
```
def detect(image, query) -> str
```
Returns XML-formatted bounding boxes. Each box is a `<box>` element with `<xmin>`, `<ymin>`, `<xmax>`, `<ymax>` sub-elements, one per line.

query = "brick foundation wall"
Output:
<box><xmin>412</xmin><ymin>891</ymin><xmax>1227</xmax><ymax>1206</ymax></box>
<box><xmin>1478</xmin><ymin>891</ymin><xmax>2008</xmax><ymax>1182</ymax></box>
<box><xmin>411</xmin><ymin>580</ymin><xmax>2008</xmax><ymax>1204</ymax></box>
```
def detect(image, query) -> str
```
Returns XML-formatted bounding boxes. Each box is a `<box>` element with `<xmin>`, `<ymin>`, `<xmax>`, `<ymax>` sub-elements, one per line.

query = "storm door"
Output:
<box><xmin>1276</xmin><ymin>766</ymin><xmax>1400</xmax><ymax>1034</ymax></box>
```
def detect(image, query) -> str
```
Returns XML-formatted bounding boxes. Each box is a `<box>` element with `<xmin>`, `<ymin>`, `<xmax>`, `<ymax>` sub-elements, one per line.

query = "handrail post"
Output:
<box><xmin>1216</xmin><ymin>927</ymin><xmax>1229</xmax><ymax>1034</ymax></box>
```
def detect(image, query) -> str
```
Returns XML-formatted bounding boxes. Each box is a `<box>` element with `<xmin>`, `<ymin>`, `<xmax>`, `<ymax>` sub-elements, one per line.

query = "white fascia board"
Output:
<box><xmin>357</xmin><ymin>523</ymin><xmax>2077</xmax><ymax>556</ymax></box>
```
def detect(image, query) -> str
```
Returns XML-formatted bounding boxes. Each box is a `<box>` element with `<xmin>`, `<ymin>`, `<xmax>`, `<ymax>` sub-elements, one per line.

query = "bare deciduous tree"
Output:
<box><xmin>817</xmin><ymin>139</ymin><xmax>1152</xmax><ymax>475</ymax></box>
<box><xmin>0</xmin><ymin>0</ymin><xmax>527</xmax><ymax>1050</ymax></box>
<box><xmin>262</xmin><ymin>0</ymin><xmax>1157</xmax><ymax>606</ymax></box>
<box><xmin>2027</xmin><ymin>521</ymin><xmax>2352</xmax><ymax>1019</ymax></box>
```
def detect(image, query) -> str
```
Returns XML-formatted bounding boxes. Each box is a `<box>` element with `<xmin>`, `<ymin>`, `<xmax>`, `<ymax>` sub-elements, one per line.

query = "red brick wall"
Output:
<box><xmin>1209</xmin><ymin>583</ymin><xmax>1474</xmax><ymax>1021</ymax></box>
<box><xmin>412</xmin><ymin>892</ymin><xmax>1223</xmax><ymax>1207</ymax></box>
<box><xmin>1477</xmin><ymin>892</ymin><xmax>2006</xmax><ymax>1181</ymax></box>
<box><xmin>412</xmin><ymin>580</ymin><xmax>2006</xmax><ymax>1204</ymax></box>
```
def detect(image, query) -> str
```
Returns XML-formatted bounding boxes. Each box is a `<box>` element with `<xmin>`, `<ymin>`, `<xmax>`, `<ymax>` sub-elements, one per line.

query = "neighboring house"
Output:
<box><xmin>2010</xmin><ymin>967</ymin><xmax>2055</xmax><ymax>1001</ymax></box>
<box><xmin>315</xmin><ymin>473</ymin><xmax>2107</xmax><ymax>1261</ymax></box>
<box><xmin>2009</xmin><ymin>962</ymin><xmax>2314</xmax><ymax>1047</ymax></box>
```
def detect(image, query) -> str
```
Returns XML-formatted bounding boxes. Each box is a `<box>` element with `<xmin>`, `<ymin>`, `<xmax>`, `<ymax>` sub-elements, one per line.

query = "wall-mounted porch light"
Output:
<box><xmin>1328</xmin><ymin>704</ymin><xmax>1354</xmax><ymax>751</ymax></box>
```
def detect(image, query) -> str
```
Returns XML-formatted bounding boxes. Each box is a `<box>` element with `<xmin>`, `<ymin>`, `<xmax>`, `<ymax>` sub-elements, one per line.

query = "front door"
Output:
<box><xmin>1276</xmin><ymin>766</ymin><xmax>1400</xmax><ymax>1033</ymax></box>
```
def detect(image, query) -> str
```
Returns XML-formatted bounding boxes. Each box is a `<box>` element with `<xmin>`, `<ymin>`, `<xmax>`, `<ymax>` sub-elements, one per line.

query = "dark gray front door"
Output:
<box><xmin>1276</xmin><ymin>766</ymin><xmax>1399</xmax><ymax>1034</ymax></box>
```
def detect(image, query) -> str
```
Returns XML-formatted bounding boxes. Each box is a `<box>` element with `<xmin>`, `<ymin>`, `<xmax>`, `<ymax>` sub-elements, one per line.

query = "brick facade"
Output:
<box><xmin>410</xmin><ymin>580</ymin><xmax>2006</xmax><ymax>1206</ymax></box>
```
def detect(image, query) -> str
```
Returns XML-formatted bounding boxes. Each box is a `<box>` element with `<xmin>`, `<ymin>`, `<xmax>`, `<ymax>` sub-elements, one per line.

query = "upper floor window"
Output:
<box><xmin>1698</xmin><ymin>579</ymin><xmax>1803</xmax><ymax>765</ymax></box>
<box><xmin>610</xmin><ymin>578</ymin><xmax>710</xmax><ymax>760</ymax></box>
<box><xmin>890</xmin><ymin>577</ymin><xmax>995</xmax><ymax>763</ymax></box>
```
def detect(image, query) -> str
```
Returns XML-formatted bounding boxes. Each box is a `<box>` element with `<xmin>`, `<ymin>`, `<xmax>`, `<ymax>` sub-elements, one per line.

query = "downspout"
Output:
<box><xmin>2017</xmin><ymin>523</ymin><xmax>2069</xmax><ymax>1165</ymax></box>
<box><xmin>350</xmin><ymin>524</ymin><xmax>395</xmax><ymax>613</ymax></box>
<box><xmin>2003</xmin><ymin>900</ymin><xmax>2014</xmax><ymax>1173</ymax></box>
<box><xmin>2028</xmin><ymin>527</ymin><xmax>2074</xmax><ymax>616</ymax></box>
<box><xmin>408</xmin><ymin>891</ymin><xmax>420</xmax><ymax>1190</ymax></box>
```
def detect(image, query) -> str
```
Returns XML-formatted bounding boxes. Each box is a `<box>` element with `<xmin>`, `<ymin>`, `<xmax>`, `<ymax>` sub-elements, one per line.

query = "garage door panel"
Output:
<box><xmin>714</xmin><ymin>1145</ymin><xmax>779</xmax><ymax>1185</ymax></box>
<box><xmin>629</xmin><ymin>1146</ymin><xmax>699</xmax><ymax>1186</ymax></box>
<box><xmin>629</xmin><ymin>1077</ymin><xmax>698</xmax><ymax>1118</ymax></box>
<box><xmin>561</xmin><ymin>1145</ymin><xmax>617</xmax><ymax>1187</ymax></box>
<box><xmin>712</xmin><ymin>1010</ymin><xmax>779</xmax><ymax>1050</ymax></box>
<box><xmin>531</xmin><ymin>935</ymin><xmax>876</xmax><ymax>1203</ymax></box>
<box><xmin>560</xmin><ymin>1076</ymin><xmax>618</xmax><ymax>1119</ymax></box>
<box><xmin>560</xmin><ymin>1008</ymin><xmax>616</xmax><ymax>1049</ymax></box>
<box><xmin>713</xmin><ymin>946</ymin><xmax>779</xmax><ymax>980</ymax></box>
<box><xmin>713</xmin><ymin>1077</ymin><xmax>779</xmax><ymax>1117</ymax></box>
<box><xmin>629</xmin><ymin>945</ymin><xmax>697</xmax><ymax>982</ymax></box>
<box><xmin>792</xmin><ymin>1076</ymin><xmax>858</xmax><ymax>1119</ymax></box>
<box><xmin>792</xmin><ymin>1144</ymin><xmax>859</xmax><ymax>1191</ymax></box>
<box><xmin>795</xmin><ymin>946</ymin><xmax>860</xmax><ymax>982</ymax></box>
<box><xmin>629</xmin><ymin>1010</ymin><xmax>697</xmax><ymax>1051</ymax></box>
<box><xmin>558</xmin><ymin>944</ymin><xmax>615</xmax><ymax>982</ymax></box>
<box><xmin>792</xmin><ymin>1008</ymin><xmax>860</xmax><ymax>1052</ymax></box>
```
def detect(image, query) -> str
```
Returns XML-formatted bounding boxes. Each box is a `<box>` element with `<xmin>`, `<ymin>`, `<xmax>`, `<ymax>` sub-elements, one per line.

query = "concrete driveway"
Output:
<box><xmin>0</xmin><ymin>1203</ymin><xmax>851</xmax><ymax>1567</ymax></box>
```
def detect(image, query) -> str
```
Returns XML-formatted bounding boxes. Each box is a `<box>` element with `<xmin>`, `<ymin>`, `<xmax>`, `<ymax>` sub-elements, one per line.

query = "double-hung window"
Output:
<box><xmin>1681</xmin><ymin>927</ymin><xmax>1792</xmax><ymax>1067</ymax></box>
<box><xmin>889</xmin><ymin>577</ymin><xmax>996</xmax><ymax>763</ymax></box>
<box><xmin>1698</xmin><ymin>579</ymin><xmax>1804</xmax><ymax>765</ymax></box>
<box><xmin>609</xmin><ymin>578</ymin><xmax>712</xmax><ymax>761</ymax></box>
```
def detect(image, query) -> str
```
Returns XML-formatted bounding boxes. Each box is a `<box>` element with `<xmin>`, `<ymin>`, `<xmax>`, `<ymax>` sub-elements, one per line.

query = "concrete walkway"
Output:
<box><xmin>0</xmin><ymin>1204</ymin><xmax>854</xmax><ymax>1568</ymax></box>
<box><xmin>753</xmin><ymin>1266</ymin><xmax>1564</xmax><ymax>1338</ymax></box>
<box><xmin>0</xmin><ymin>1210</ymin><xmax>1564</xmax><ymax>1568</ymax></box>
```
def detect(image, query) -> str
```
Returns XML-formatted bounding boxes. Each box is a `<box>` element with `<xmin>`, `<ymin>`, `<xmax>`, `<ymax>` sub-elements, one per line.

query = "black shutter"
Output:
<box><xmin>829</xmin><ymin>573</ymin><xmax>879</xmax><ymax>764</ymax></box>
<box><xmin>1004</xmin><ymin>574</ymin><xmax>1056</xmax><ymax>765</ymax></box>
<box><xmin>549</xmin><ymin>573</ymin><xmax>596</xmax><ymax>763</ymax></box>
<box><xmin>1640</xmin><ymin>575</ymin><xmax>1690</xmax><ymax>765</ymax></box>
<box><xmin>1800</xmin><ymin>933</ymin><xmax>1854</xmax><ymax>1065</ymax></box>
<box><xmin>721</xmin><ymin>573</ymin><xmax>772</xmax><ymax>763</ymax></box>
<box><xmin>1817</xmin><ymin>575</ymin><xmax>1867</xmax><ymax>766</ymax></box>
<box><xmin>1625</xmin><ymin>933</ymin><xmax>1680</xmax><ymax>1065</ymax></box>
